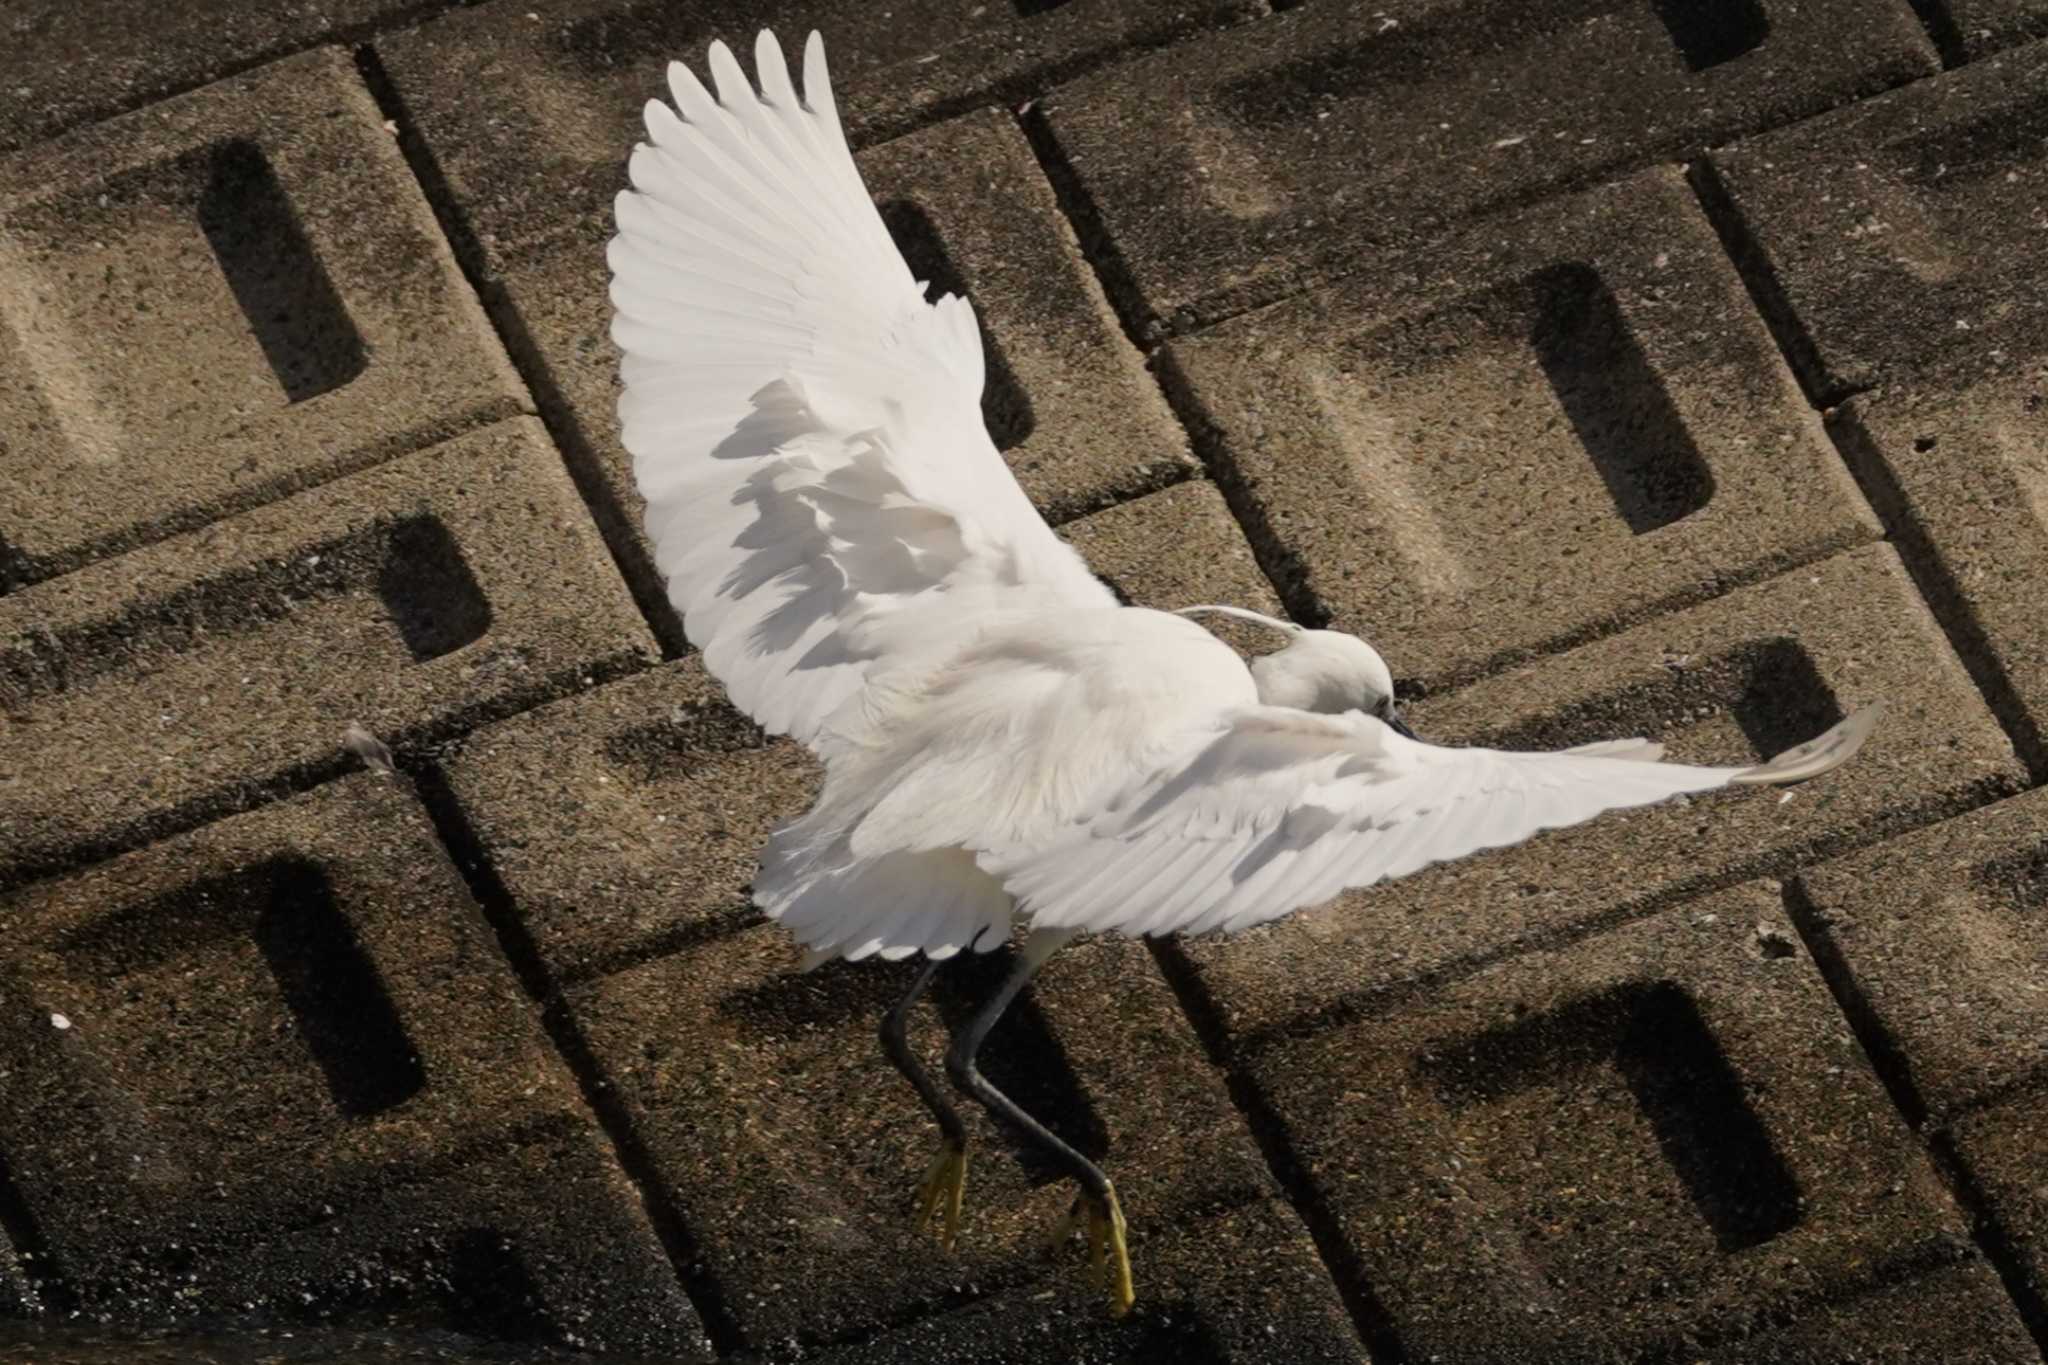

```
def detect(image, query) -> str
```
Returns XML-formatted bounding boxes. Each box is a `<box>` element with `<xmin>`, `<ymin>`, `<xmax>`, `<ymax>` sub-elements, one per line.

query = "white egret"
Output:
<box><xmin>607</xmin><ymin>30</ymin><xmax>1879</xmax><ymax>1317</ymax></box>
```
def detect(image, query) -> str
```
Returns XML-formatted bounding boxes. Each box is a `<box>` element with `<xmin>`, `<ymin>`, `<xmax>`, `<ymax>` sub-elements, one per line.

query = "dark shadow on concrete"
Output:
<box><xmin>377</xmin><ymin>516</ymin><xmax>492</xmax><ymax>662</ymax></box>
<box><xmin>253</xmin><ymin>860</ymin><xmax>426</xmax><ymax>1118</ymax></box>
<box><xmin>1526</xmin><ymin>263</ymin><xmax>1716</xmax><ymax>534</ymax></box>
<box><xmin>877</xmin><ymin>200</ymin><xmax>1036</xmax><ymax>451</ymax></box>
<box><xmin>197</xmin><ymin>139</ymin><xmax>366</xmax><ymax>404</ymax></box>
<box><xmin>1649</xmin><ymin>0</ymin><xmax>1768</xmax><ymax>71</ymax></box>
<box><xmin>1729</xmin><ymin>637</ymin><xmax>1841</xmax><ymax>760</ymax></box>
<box><xmin>1425</xmin><ymin>980</ymin><xmax>1803</xmax><ymax>1252</ymax></box>
<box><xmin>932</xmin><ymin>947</ymin><xmax>1113</xmax><ymax>1178</ymax></box>
<box><xmin>438</xmin><ymin>1229</ymin><xmax>556</xmax><ymax>1342</ymax></box>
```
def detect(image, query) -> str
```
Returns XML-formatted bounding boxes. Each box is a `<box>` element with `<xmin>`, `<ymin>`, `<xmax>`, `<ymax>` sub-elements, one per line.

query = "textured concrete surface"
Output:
<box><xmin>1794</xmin><ymin>789</ymin><xmax>2048</xmax><ymax>1122</ymax></box>
<box><xmin>1037</xmin><ymin>0</ymin><xmax>1937</xmax><ymax>336</ymax></box>
<box><xmin>1932</xmin><ymin>0</ymin><xmax>2048</xmax><ymax>59</ymax></box>
<box><xmin>0</xmin><ymin>775</ymin><xmax>703</xmax><ymax>1355</ymax></box>
<box><xmin>0</xmin><ymin>417</ymin><xmax>655</xmax><ymax>889</ymax></box>
<box><xmin>0</xmin><ymin>1</ymin><xmax>471</xmax><ymax>156</ymax></box>
<box><xmin>0</xmin><ymin>48</ymin><xmax>526</xmax><ymax>591</ymax></box>
<box><xmin>1163</xmin><ymin>167</ymin><xmax>1881</xmax><ymax>687</ymax></box>
<box><xmin>1950</xmin><ymin>1091</ymin><xmax>2048</xmax><ymax>1325</ymax></box>
<box><xmin>1217</xmin><ymin>882</ymin><xmax>2017</xmax><ymax>1360</ymax></box>
<box><xmin>3</xmin><ymin>4</ymin><xmax>2047</xmax><ymax>1362</ymax></box>
<box><xmin>1701</xmin><ymin>40</ymin><xmax>2048</xmax><ymax>404</ymax></box>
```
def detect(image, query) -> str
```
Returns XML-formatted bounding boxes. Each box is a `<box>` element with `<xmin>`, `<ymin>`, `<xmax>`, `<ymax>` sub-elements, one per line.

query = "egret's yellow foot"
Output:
<box><xmin>914</xmin><ymin>1142</ymin><xmax>968</xmax><ymax>1253</ymax></box>
<box><xmin>1049</xmin><ymin>1183</ymin><xmax>1135</xmax><ymax>1317</ymax></box>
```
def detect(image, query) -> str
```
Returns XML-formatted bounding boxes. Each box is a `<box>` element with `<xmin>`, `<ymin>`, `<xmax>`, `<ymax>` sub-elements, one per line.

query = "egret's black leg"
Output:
<box><xmin>942</xmin><ymin>928</ymin><xmax>1133</xmax><ymax>1315</ymax></box>
<box><xmin>881</xmin><ymin>956</ymin><xmax>967</xmax><ymax>1149</ymax></box>
<box><xmin>880</xmin><ymin>956</ymin><xmax>969</xmax><ymax>1249</ymax></box>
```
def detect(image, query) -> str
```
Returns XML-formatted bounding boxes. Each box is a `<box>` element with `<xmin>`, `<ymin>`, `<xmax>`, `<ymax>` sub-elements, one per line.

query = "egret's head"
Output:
<box><xmin>1177</xmin><ymin>606</ymin><xmax>1415</xmax><ymax>737</ymax></box>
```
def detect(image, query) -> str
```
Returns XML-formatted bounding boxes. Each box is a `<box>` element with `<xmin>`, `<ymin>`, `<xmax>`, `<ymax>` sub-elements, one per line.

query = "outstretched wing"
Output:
<box><xmin>610</xmin><ymin>30</ymin><xmax>1113</xmax><ymax>750</ymax></box>
<box><xmin>991</xmin><ymin>705</ymin><xmax>1882</xmax><ymax>939</ymax></box>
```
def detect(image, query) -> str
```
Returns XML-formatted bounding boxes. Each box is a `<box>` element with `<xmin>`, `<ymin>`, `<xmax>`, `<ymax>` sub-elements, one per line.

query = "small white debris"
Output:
<box><xmin>1778</xmin><ymin>789</ymin><xmax>1797</xmax><ymax>805</ymax></box>
<box><xmin>343</xmin><ymin>722</ymin><xmax>397</xmax><ymax>776</ymax></box>
<box><xmin>50</xmin><ymin>1013</ymin><xmax>71</xmax><ymax>1031</ymax></box>
<box><xmin>381</xmin><ymin>119</ymin><xmax>399</xmax><ymax>136</ymax></box>
<box><xmin>1492</xmin><ymin>134</ymin><xmax>1528</xmax><ymax>149</ymax></box>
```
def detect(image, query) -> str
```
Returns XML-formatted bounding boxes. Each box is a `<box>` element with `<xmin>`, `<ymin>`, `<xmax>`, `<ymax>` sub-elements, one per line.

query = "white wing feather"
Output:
<box><xmin>991</xmin><ymin>705</ymin><xmax>1881</xmax><ymax>939</ymax></box>
<box><xmin>610</xmin><ymin>31</ymin><xmax>1112</xmax><ymax>752</ymax></box>
<box><xmin>611</xmin><ymin>31</ymin><xmax>1880</xmax><ymax>966</ymax></box>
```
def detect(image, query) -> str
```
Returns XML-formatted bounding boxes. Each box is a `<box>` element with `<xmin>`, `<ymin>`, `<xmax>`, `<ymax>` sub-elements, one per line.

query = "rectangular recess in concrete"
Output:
<box><xmin>0</xmin><ymin>48</ymin><xmax>526</xmax><ymax>590</ymax></box>
<box><xmin>0</xmin><ymin>416</ymin><xmax>656</xmax><ymax>890</ymax></box>
<box><xmin>1163</xmin><ymin>169</ymin><xmax>1880</xmax><ymax>689</ymax></box>
<box><xmin>1228</xmin><ymin>884</ymin><xmax>1981</xmax><ymax>1359</ymax></box>
<box><xmin>1036</xmin><ymin>0</ymin><xmax>1934</xmax><ymax>335</ymax></box>
<box><xmin>0</xmin><ymin>774</ymin><xmax>703</xmax><ymax>1353</ymax></box>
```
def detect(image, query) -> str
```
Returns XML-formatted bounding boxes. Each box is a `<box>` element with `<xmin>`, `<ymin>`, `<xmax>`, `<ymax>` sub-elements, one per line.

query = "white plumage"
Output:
<box><xmin>608</xmin><ymin>31</ymin><xmax>1879</xmax><ymax>968</ymax></box>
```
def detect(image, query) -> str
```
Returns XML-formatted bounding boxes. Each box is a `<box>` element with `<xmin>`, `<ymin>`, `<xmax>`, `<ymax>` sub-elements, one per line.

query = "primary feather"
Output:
<box><xmin>611</xmin><ymin>31</ymin><xmax>1879</xmax><ymax>964</ymax></box>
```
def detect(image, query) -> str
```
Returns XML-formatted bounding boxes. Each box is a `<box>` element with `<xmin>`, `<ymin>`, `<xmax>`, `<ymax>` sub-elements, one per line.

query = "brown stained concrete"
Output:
<box><xmin>0</xmin><ymin>774</ymin><xmax>705</xmax><ymax>1355</ymax></box>
<box><xmin>0</xmin><ymin>417</ymin><xmax>656</xmax><ymax>890</ymax></box>
<box><xmin>1647</xmin><ymin>1257</ymin><xmax>2040</xmax><ymax>1364</ymax></box>
<box><xmin>0</xmin><ymin>48</ymin><xmax>528</xmax><ymax>590</ymax></box>
<box><xmin>1934</xmin><ymin>0</ymin><xmax>2048</xmax><ymax>59</ymax></box>
<box><xmin>1702</xmin><ymin>41</ymin><xmax>2048</xmax><ymax>404</ymax></box>
<box><xmin>1227</xmin><ymin>882</ymin><xmax>2015</xmax><ymax>1360</ymax></box>
<box><xmin>1035</xmin><ymin>0</ymin><xmax>1936</xmax><ymax>337</ymax></box>
<box><xmin>0</xmin><ymin>1</ymin><xmax>470</xmax><ymax>156</ymax></box>
<box><xmin>1794</xmin><ymin>789</ymin><xmax>2048</xmax><ymax>1123</ymax></box>
<box><xmin>565</xmin><ymin>929</ymin><xmax>1360</xmax><ymax>1356</ymax></box>
<box><xmin>372</xmin><ymin>0</ymin><xmax>1267</xmax><ymax>275</ymax></box>
<box><xmin>0</xmin><ymin>7</ymin><xmax>2046</xmax><ymax>1362</ymax></box>
<box><xmin>1949</xmin><ymin>1091</ymin><xmax>2048</xmax><ymax>1329</ymax></box>
<box><xmin>1162</xmin><ymin>167</ymin><xmax>1882</xmax><ymax>690</ymax></box>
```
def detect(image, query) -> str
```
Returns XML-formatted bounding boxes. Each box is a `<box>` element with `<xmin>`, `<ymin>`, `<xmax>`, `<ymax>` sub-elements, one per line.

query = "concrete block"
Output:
<box><xmin>1163</xmin><ymin>168</ymin><xmax>1881</xmax><ymax>688</ymax></box>
<box><xmin>373</xmin><ymin>0</ymin><xmax>1266</xmax><ymax>268</ymax></box>
<box><xmin>1037</xmin><ymin>0</ymin><xmax>1936</xmax><ymax>335</ymax></box>
<box><xmin>0</xmin><ymin>1</ymin><xmax>469</xmax><ymax>155</ymax></box>
<box><xmin>1930</xmin><ymin>0</ymin><xmax>2048</xmax><ymax>59</ymax></box>
<box><xmin>565</xmin><ymin>926</ymin><xmax>1360</xmax><ymax>1354</ymax></box>
<box><xmin>1948</xmin><ymin>1089</ymin><xmax>2048</xmax><ymax>1327</ymax></box>
<box><xmin>0</xmin><ymin>49</ymin><xmax>526</xmax><ymax>589</ymax></box>
<box><xmin>791</xmin><ymin>1184</ymin><xmax>1366</xmax><ymax>1365</ymax></box>
<box><xmin>1795</xmin><ymin>789</ymin><xmax>2048</xmax><ymax>1122</ymax></box>
<box><xmin>0</xmin><ymin>774</ymin><xmax>703</xmax><ymax>1354</ymax></box>
<box><xmin>1180</xmin><ymin>544</ymin><xmax>2022</xmax><ymax>1044</ymax></box>
<box><xmin>1827</xmin><ymin>374</ymin><xmax>2048</xmax><ymax>775</ymax></box>
<box><xmin>0</xmin><ymin>417</ymin><xmax>656</xmax><ymax>890</ymax></box>
<box><xmin>1644</xmin><ymin>1256</ymin><xmax>2038</xmax><ymax>1364</ymax></box>
<box><xmin>1701</xmin><ymin>41</ymin><xmax>2048</xmax><ymax>402</ymax></box>
<box><xmin>1230</xmin><ymin>883</ymin><xmax>1981</xmax><ymax>1360</ymax></box>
